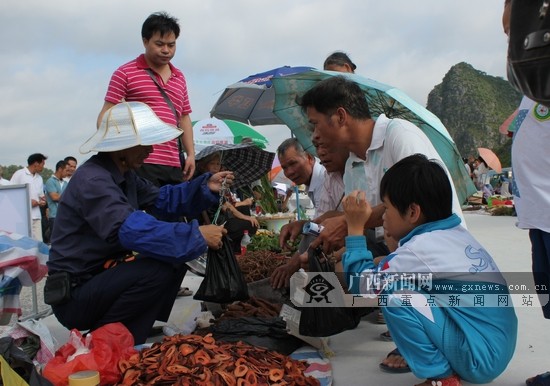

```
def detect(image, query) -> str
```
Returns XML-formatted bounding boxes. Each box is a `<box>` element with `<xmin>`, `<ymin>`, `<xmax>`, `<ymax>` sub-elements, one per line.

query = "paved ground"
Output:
<box><xmin>0</xmin><ymin>276</ymin><xmax>49</xmax><ymax>334</ymax></box>
<box><xmin>5</xmin><ymin>212</ymin><xmax>549</xmax><ymax>385</ymax></box>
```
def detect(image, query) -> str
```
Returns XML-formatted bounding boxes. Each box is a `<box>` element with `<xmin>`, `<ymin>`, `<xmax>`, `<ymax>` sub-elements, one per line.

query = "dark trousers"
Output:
<box><xmin>48</xmin><ymin>218</ymin><xmax>56</xmax><ymax>236</ymax></box>
<box><xmin>52</xmin><ymin>258</ymin><xmax>187</xmax><ymax>345</ymax></box>
<box><xmin>136</xmin><ymin>164</ymin><xmax>183</xmax><ymax>187</ymax></box>
<box><xmin>530</xmin><ymin>229</ymin><xmax>550</xmax><ymax>319</ymax></box>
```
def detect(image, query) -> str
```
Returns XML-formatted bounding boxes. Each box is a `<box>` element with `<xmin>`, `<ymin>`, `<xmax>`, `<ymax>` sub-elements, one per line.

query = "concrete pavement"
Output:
<box><xmin>39</xmin><ymin>212</ymin><xmax>549</xmax><ymax>385</ymax></box>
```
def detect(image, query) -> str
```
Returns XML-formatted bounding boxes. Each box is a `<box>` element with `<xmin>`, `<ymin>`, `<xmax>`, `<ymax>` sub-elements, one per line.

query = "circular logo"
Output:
<box><xmin>534</xmin><ymin>103</ymin><xmax>550</xmax><ymax>121</ymax></box>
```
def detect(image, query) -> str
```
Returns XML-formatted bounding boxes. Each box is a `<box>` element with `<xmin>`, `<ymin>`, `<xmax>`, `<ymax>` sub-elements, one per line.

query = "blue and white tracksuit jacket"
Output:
<box><xmin>342</xmin><ymin>214</ymin><xmax>517</xmax><ymax>383</ymax></box>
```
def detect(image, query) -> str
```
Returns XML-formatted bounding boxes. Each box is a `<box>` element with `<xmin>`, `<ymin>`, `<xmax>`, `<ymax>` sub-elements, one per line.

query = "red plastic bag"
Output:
<box><xmin>42</xmin><ymin>322</ymin><xmax>137</xmax><ymax>386</ymax></box>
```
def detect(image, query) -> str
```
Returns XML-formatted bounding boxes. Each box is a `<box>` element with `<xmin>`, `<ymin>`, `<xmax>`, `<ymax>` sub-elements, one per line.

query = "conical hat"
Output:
<box><xmin>80</xmin><ymin>101</ymin><xmax>182</xmax><ymax>154</ymax></box>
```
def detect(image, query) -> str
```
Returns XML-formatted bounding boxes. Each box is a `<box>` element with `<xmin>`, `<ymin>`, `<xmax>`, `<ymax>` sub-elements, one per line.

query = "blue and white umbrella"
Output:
<box><xmin>210</xmin><ymin>66</ymin><xmax>313</xmax><ymax>126</ymax></box>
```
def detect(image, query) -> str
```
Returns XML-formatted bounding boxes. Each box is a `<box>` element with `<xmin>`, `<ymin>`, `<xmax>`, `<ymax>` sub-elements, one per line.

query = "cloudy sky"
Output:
<box><xmin>0</xmin><ymin>0</ymin><xmax>509</xmax><ymax>168</ymax></box>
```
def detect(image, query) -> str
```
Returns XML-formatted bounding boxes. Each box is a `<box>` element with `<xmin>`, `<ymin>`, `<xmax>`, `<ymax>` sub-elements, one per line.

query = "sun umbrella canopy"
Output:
<box><xmin>478</xmin><ymin>147</ymin><xmax>502</xmax><ymax>173</ymax></box>
<box><xmin>269</xmin><ymin>165</ymin><xmax>293</xmax><ymax>187</ymax></box>
<box><xmin>192</xmin><ymin>118</ymin><xmax>268</xmax><ymax>153</ymax></box>
<box><xmin>499</xmin><ymin>109</ymin><xmax>520</xmax><ymax>135</ymax></box>
<box><xmin>210</xmin><ymin>66</ymin><xmax>313</xmax><ymax>126</ymax></box>
<box><xmin>272</xmin><ymin>69</ymin><xmax>477</xmax><ymax>204</ymax></box>
<box><xmin>195</xmin><ymin>143</ymin><xmax>275</xmax><ymax>189</ymax></box>
<box><xmin>268</xmin><ymin>155</ymin><xmax>293</xmax><ymax>187</ymax></box>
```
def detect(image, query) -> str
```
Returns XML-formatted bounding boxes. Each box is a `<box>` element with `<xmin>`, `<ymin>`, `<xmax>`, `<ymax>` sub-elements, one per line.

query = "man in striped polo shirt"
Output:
<box><xmin>97</xmin><ymin>12</ymin><xmax>195</xmax><ymax>186</ymax></box>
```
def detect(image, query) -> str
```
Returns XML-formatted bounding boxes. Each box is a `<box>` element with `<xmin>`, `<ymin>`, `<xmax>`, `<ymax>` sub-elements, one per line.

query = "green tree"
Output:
<box><xmin>42</xmin><ymin>167</ymin><xmax>53</xmax><ymax>181</ymax></box>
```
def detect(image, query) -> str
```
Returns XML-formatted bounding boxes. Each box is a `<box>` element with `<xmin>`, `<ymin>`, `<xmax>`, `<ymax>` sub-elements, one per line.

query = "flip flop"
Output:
<box><xmin>379</xmin><ymin>330</ymin><xmax>393</xmax><ymax>342</ymax></box>
<box><xmin>526</xmin><ymin>371</ymin><xmax>550</xmax><ymax>386</ymax></box>
<box><xmin>177</xmin><ymin>287</ymin><xmax>194</xmax><ymax>297</ymax></box>
<box><xmin>379</xmin><ymin>348</ymin><xmax>411</xmax><ymax>373</ymax></box>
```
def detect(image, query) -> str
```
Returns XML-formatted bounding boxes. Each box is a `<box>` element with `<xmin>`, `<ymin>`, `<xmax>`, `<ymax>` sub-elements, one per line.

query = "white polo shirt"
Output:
<box><xmin>10</xmin><ymin>167</ymin><xmax>44</xmax><ymax>220</ymax></box>
<box><xmin>512</xmin><ymin>97</ymin><xmax>550</xmax><ymax>232</ymax></box>
<box><xmin>343</xmin><ymin>114</ymin><xmax>465</xmax><ymax>225</ymax></box>
<box><xmin>307</xmin><ymin>159</ymin><xmax>326</xmax><ymax>218</ymax></box>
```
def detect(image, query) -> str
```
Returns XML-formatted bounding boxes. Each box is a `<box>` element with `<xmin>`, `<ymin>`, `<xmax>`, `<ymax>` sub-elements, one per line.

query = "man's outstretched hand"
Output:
<box><xmin>278</xmin><ymin>220</ymin><xmax>306</xmax><ymax>251</ymax></box>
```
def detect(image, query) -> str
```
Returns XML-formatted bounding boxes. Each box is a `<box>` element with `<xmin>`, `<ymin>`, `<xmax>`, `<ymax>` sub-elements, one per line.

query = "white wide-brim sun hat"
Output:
<box><xmin>80</xmin><ymin>101</ymin><xmax>182</xmax><ymax>154</ymax></box>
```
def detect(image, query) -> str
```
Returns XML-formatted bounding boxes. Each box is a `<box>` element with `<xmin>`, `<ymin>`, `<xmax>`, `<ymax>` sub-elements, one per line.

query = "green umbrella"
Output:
<box><xmin>192</xmin><ymin>117</ymin><xmax>268</xmax><ymax>152</ymax></box>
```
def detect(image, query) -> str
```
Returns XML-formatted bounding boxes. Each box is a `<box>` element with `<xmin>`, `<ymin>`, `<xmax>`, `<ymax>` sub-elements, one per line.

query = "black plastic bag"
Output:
<box><xmin>0</xmin><ymin>337</ymin><xmax>54</xmax><ymax>386</ymax></box>
<box><xmin>194</xmin><ymin>236</ymin><xmax>249</xmax><ymax>303</ymax></box>
<box><xmin>298</xmin><ymin>247</ymin><xmax>361</xmax><ymax>337</ymax></box>
<box><xmin>507</xmin><ymin>0</ymin><xmax>550</xmax><ymax>105</ymax></box>
<box><xmin>209</xmin><ymin>316</ymin><xmax>303</xmax><ymax>355</ymax></box>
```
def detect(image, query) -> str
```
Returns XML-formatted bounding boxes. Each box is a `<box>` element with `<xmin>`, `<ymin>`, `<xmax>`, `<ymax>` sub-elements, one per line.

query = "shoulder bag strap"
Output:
<box><xmin>144</xmin><ymin>69</ymin><xmax>185</xmax><ymax>154</ymax></box>
<box><xmin>144</xmin><ymin>68</ymin><xmax>179</xmax><ymax>123</ymax></box>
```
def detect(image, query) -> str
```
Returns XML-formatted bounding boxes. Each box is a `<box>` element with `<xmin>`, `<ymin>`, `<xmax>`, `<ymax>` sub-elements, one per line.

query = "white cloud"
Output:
<box><xmin>0</xmin><ymin>0</ymin><xmax>509</xmax><ymax>167</ymax></box>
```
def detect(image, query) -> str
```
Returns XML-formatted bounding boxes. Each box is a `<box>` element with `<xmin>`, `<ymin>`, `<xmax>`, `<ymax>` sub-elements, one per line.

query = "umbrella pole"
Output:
<box><xmin>295</xmin><ymin>186</ymin><xmax>300</xmax><ymax>220</ymax></box>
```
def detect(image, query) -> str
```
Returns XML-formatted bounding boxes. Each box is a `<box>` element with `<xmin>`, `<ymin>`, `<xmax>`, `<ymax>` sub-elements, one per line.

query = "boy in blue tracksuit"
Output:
<box><xmin>342</xmin><ymin>154</ymin><xmax>517</xmax><ymax>386</ymax></box>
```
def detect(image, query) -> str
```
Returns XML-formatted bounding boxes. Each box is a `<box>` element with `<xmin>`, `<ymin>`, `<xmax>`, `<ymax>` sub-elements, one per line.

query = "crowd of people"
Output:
<box><xmin>1</xmin><ymin>154</ymin><xmax>77</xmax><ymax>243</ymax></box>
<box><xmin>2</xmin><ymin>3</ymin><xmax>549</xmax><ymax>384</ymax></box>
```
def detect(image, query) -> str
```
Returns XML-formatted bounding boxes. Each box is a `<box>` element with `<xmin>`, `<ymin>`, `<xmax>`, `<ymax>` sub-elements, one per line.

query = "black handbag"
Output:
<box><xmin>193</xmin><ymin>236</ymin><xmax>249</xmax><ymax>303</ymax></box>
<box><xmin>507</xmin><ymin>0</ymin><xmax>550</xmax><ymax>105</ymax></box>
<box><xmin>43</xmin><ymin>272</ymin><xmax>72</xmax><ymax>306</ymax></box>
<box><xmin>298</xmin><ymin>247</ymin><xmax>361</xmax><ymax>337</ymax></box>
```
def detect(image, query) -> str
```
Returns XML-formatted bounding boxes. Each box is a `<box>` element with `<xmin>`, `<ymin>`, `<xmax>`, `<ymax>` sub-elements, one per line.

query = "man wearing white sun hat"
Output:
<box><xmin>46</xmin><ymin>101</ymin><xmax>233</xmax><ymax>344</ymax></box>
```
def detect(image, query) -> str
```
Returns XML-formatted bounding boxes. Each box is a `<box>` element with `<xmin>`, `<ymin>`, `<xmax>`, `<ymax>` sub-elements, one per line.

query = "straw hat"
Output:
<box><xmin>80</xmin><ymin>101</ymin><xmax>182</xmax><ymax>154</ymax></box>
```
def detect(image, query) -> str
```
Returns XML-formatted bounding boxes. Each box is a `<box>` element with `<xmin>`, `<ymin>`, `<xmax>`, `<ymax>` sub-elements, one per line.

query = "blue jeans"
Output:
<box><xmin>530</xmin><ymin>229</ymin><xmax>550</xmax><ymax>318</ymax></box>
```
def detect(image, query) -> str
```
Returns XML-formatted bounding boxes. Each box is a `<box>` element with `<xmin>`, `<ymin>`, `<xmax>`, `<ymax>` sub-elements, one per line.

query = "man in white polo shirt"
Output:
<box><xmin>276</xmin><ymin>138</ymin><xmax>325</xmax><ymax>217</ymax></box>
<box><xmin>270</xmin><ymin>138</ymin><xmax>326</xmax><ymax>289</ymax></box>
<box><xmin>10</xmin><ymin>153</ymin><xmax>48</xmax><ymax>240</ymax></box>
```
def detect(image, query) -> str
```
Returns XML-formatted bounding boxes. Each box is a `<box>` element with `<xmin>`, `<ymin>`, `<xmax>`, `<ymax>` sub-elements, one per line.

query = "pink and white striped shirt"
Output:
<box><xmin>105</xmin><ymin>54</ymin><xmax>192</xmax><ymax>167</ymax></box>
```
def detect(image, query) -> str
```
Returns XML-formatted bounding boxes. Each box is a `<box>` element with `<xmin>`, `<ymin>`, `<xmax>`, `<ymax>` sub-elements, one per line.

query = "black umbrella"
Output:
<box><xmin>195</xmin><ymin>143</ymin><xmax>275</xmax><ymax>189</ymax></box>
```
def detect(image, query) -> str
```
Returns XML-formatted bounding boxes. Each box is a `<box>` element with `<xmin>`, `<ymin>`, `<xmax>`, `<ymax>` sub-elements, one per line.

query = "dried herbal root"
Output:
<box><xmin>236</xmin><ymin>250</ymin><xmax>287</xmax><ymax>283</ymax></box>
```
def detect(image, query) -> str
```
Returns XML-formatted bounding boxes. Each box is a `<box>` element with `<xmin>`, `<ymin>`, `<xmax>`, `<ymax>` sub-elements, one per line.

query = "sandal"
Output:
<box><xmin>526</xmin><ymin>371</ymin><xmax>550</xmax><ymax>386</ymax></box>
<box><xmin>415</xmin><ymin>374</ymin><xmax>461</xmax><ymax>386</ymax></box>
<box><xmin>379</xmin><ymin>348</ymin><xmax>411</xmax><ymax>373</ymax></box>
<box><xmin>177</xmin><ymin>287</ymin><xmax>194</xmax><ymax>297</ymax></box>
<box><xmin>379</xmin><ymin>330</ymin><xmax>393</xmax><ymax>342</ymax></box>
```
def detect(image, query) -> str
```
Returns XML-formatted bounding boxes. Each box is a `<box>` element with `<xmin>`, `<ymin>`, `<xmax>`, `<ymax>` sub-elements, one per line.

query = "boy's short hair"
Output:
<box><xmin>380</xmin><ymin>154</ymin><xmax>452</xmax><ymax>222</ymax></box>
